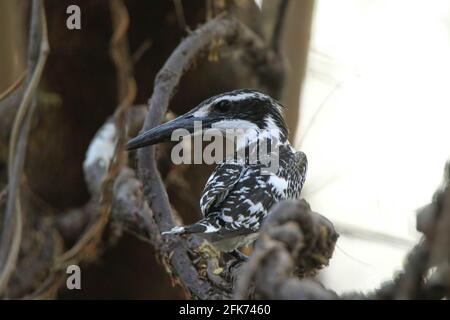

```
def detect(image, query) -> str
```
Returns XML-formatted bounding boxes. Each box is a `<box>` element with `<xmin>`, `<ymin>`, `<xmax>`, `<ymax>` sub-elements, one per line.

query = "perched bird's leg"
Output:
<box><xmin>225</xmin><ymin>250</ymin><xmax>248</xmax><ymax>277</ymax></box>
<box><xmin>229</xmin><ymin>249</ymin><xmax>249</xmax><ymax>262</ymax></box>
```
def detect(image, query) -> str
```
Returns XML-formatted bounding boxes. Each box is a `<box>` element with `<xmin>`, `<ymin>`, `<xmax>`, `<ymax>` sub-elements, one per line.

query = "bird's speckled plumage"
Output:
<box><xmin>191</xmin><ymin>146</ymin><xmax>307</xmax><ymax>251</ymax></box>
<box><xmin>158</xmin><ymin>89</ymin><xmax>308</xmax><ymax>252</ymax></box>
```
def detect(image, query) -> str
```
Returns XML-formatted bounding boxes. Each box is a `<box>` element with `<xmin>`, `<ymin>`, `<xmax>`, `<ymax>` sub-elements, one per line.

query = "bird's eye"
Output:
<box><xmin>215</xmin><ymin>101</ymin><xmax>229</xmax><ymax>112</ymax></box>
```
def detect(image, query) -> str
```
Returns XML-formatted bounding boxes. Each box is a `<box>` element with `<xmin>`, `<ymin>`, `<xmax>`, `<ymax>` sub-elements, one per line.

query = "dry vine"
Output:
<box><xmin>0</xmin><ymin>0</ymin><xmax>49</xmax><ymax>295</ymax></box>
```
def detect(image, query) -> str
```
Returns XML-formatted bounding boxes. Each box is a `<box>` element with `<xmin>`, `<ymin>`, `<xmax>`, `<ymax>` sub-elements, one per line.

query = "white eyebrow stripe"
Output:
<box><xmin>192</xmin><ymin>91</ymin><xmax>272</xmax><ymax>117</ymax></box>
<box><xmin>212</xmin><ymin>92</ymin><xmax>265</xmax><ymax>103</ymax></box>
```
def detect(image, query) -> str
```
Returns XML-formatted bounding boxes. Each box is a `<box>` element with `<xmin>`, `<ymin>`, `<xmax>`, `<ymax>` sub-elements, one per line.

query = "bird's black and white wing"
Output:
<box><xmin>293</xmin><ymin>150</ymin><xmax>308</xmax><ymax>197</ymax></box>
<box><xmin>200</xmin><ymin>162</ymin><xmax>246</xmax><ymax>217</ymax></box>
<box><xmin>161</xmin><ymin>161</ymin><xmax>247</xmax><ymax>237</ymax></box>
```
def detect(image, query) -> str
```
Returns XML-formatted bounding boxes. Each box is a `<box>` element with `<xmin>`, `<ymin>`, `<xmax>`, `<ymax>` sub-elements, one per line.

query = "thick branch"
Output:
<box><xmin>234</xmin><ymin>200</ymin><xmax>339</xmax><ymax>299</ymax></box>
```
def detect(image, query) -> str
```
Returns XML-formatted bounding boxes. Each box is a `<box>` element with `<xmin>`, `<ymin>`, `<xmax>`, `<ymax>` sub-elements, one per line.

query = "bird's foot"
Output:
<box><xmin>224</xmin><ymin>250</ymin><xmax>248</xmax><ymax>281</ymax></box>
<box><xmin>229</xmin><ymin>249</ymin><xmax>249</xmax><ymax>262</ymax></box>
<box><xmin>228</xmin><ymin>250</ymin><xmax>248</xmax><ymax>268</ymax></box>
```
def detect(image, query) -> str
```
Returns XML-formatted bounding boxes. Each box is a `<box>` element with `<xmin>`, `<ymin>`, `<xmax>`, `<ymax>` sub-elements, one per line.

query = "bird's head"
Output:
<box><xmin>126</xmin><ymin>89</ymin><xmax>288</xmax><ymax>151</ymax></box>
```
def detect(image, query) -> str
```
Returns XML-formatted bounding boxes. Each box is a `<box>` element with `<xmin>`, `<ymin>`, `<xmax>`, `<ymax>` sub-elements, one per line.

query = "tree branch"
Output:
<box><xmin>234</xmin><ymin>200</ymin><xmax>339</xmax><ymax>299</ymax></box>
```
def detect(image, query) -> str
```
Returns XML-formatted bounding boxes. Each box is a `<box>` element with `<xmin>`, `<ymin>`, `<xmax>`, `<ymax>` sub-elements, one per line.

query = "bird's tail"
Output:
<box><xmin>161</xmin><ymin>222</ymin><xmax>210</xmax><ymax>236</ymax></box>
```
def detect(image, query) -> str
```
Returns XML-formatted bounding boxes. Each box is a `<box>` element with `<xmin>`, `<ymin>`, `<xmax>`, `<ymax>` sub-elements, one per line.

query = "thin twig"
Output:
<box><xmin>0</xmin><ymin>0</ymin><xmax>49</xmax><ymax>295</ymax></box>
<box><xmin>172</xmin><ymin>0</ymin><xmax>188</xmax><ymax>32</ymax></box>
<box><xmin>298</xmin><ymin>80</ymin><xmax>343</xmax><ymax>147</ymax></box>
<box><xmin>271</xmin><ymin>0</ymin><xmax>289</xmax><ymax>53</ymax></box>
<box><xmin>131</xmin><ymin>39</ymin><xmax>152</xmax><ymax>65</ymax></box>
<box><xmin>0</xmin><ymin>72</ymin><xmax>26</xmax><ymax>102</ymax></box>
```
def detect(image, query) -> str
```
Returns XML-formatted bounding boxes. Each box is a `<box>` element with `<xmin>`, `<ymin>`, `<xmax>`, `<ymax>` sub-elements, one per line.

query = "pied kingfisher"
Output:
<box><xmin>127</xmin><ymin>89</ymin><xmax>307</xmax><ymax>260</ymax></box>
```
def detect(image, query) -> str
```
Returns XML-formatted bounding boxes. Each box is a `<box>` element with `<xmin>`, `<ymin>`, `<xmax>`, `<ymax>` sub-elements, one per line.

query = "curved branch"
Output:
<box><xmin>234</xmin><ymin>200</ymin><xmax>339</xmax><ymax>299</ymax></box>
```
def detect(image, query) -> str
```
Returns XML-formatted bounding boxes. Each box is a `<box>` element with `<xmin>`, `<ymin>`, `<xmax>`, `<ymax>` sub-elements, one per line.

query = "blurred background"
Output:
<box><xmin>296</xmin><ymin>0</ymin><xmax>450</xmax><ymax>293</ymax></box>
<box><xmin>0</xmin><ymin>0</ymin><xmax>449</xmax><ymax>298</ymax></box>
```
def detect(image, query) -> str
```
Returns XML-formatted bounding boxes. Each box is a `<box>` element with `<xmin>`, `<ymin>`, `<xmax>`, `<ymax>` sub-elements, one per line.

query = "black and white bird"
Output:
<box><xmin>127</xmin><ymin>89</ymin><xmax>307</xmax><ymax>260</ymax></box>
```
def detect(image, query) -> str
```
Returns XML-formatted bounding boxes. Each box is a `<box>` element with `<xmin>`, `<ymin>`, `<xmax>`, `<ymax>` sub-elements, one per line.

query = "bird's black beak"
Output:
<box><xmin>126</xmin><ymin>114</ymin><xmax>218</xmax><ymax>151</ymax></box>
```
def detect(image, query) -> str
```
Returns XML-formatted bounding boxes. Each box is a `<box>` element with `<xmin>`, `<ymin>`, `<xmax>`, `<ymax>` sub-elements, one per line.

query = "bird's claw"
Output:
<box><xmin>225</xmin><ymin>250</ymin><xmax>249</xmax><ymax>272</ymax></box>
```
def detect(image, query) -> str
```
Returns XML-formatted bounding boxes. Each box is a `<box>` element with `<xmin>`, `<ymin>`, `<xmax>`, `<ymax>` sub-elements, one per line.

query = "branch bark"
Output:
<box><xmin>234</xmin><ymin>200</ymin><xmax>339</xmax><ymax>299</ymax></box>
